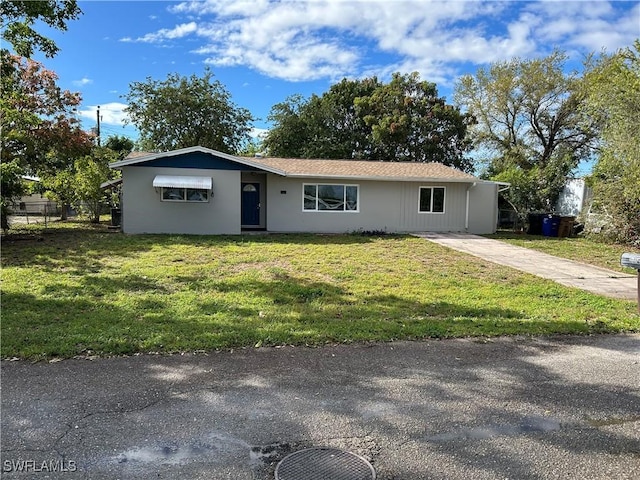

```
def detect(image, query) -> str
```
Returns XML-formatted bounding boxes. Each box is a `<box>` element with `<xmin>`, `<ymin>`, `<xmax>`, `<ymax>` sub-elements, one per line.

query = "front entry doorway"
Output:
<box><xmin>241</xmin><ymin>182</ymin><xmax>261</xmax><ymax>228</ymax></box>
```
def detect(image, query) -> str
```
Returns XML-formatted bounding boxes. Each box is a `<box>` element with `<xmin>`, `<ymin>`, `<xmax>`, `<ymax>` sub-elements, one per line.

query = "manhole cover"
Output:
<box><xmin>275</xmin><ymin>447</ymin><xmax>376</xmax><ymax>480</ymax></box>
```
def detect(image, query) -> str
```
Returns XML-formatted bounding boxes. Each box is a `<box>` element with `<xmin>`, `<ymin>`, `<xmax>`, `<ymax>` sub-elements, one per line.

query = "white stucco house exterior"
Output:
<box><xmin>110</xmin><ymin>146</ymin><xmax>504</xmax><ymax>235</ymax></box>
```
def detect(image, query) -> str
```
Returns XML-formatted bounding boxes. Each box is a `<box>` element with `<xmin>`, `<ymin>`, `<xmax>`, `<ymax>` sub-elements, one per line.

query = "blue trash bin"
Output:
<box><xmin>542</xmin><ymin>215</ymin><xmax>560</xmax><ymax>237</ymax></box>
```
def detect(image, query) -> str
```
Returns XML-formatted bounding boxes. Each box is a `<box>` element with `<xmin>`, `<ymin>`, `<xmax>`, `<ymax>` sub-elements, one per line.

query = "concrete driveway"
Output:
<box><xmin>415</xmin><ymin>233</ymin><xmax>638</xmax><ymax>301</ymax></box>
<box><xmin>2</xmin><ymin>335</ymin><xmax>639</xmax><ymax>479</ymax></box>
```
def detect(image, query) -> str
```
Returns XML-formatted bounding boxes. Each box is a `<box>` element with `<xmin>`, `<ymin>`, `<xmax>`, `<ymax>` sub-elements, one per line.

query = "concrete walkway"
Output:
<box><xmin>415</xmin><ymin>232</ymin><xmax>638</xmax><ymax>301</ymax></box>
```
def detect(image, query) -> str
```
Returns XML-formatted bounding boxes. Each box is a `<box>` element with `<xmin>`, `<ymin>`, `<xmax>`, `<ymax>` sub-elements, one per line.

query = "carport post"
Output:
<box><xmin>621</xmin><ymin>253</ymin><xmax>640</xmax><ymax>313</ymax></box>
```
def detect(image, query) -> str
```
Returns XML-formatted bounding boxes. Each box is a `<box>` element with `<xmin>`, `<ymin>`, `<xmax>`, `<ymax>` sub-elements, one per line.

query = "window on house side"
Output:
<box><xmin>419</xmin><ymin>187</ymin><xmax>445</xmax><ymax>213</ymax></box>
<box><xmin>162</xmin><ymin>187</ymin><xmax>209</xmax><ymax>202</ymax></box>
<box><xmin>303</xmin><ymin>184</ymin><xmax>359</xmax><ymax>212</ymax></box>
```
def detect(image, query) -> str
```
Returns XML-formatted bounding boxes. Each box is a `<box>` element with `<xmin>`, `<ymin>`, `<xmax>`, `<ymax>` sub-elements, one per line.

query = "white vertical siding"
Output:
<box><xmin>397</xmin><ymin>182</ymin><xmax>467</xmax><ymax>232</ymax></box>
<box><xmin>265</xmin><ymin>177</ymin><xmax>491</xmax><ymax>233</ymax></box>
<box><xmin>265</xmin><ymin>176</ymin><xmax>402</xmax><ymax>233</ymax></box>
<box><xmin>121</xmin><ymin>166</ymin><xmax>241</xmax><ymax>235</ymax></box>
<box><xmin>121</xmin><ymin>167</ymin><xmax>498</xmax><ymax>235</ymax></box>
<box><xmin>467</xmin><ymin>183</ymin><xmax>498</xmax><ymax>234</ymax></box>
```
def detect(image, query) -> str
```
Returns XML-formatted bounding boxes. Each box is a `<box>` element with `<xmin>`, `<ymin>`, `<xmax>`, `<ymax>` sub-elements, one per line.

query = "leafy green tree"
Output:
<box><xmin>103</xmin><ymin>134</ymin><xmax>134</xmax><ymax>161</ymax></box>
<box><xmin>41</xmin><ymin>168</ymin><xmax>75</xmax><ymax>220</ymax></box>
<box><xmin>264</xmin><ymin>73</ymin><xmax>469</xmax><ymax>168</ymax></box>
<box><xmin>41</xmin><ymin>147</ymin><xmax>118</xmax><ymax>222</ymax></box>
<box><xmin>1</xmin><ymin>0</ymin><xmax>82</xmax><ymax>58</ymax></box>
<box><xmin>263</xmin><ymin>94</ymin><xmax>310</xmax><ymax>158</ymax></box>
<box><xmin>74</xmin><ymin>148</ymin><xmax>118</xmax><ymax>223</ymax></box>
<box><xmin>1</xmin><ymin>53</ymin><xmax>92</xmax><ymax>228</ymax></box>
<box><xmin>124</xmin><ymin>69</ymin><xmax>254</xmax><ymax>154</ymax></box>
<box><xmin>582</xmin><ymin>41</ymin><xmax>640</xmax><ymax>245</ymax></box>
<box><xmin>304</xmin><ymin>77</ymin><xmax>382</xmax><ymax>159</ymax></box>
<box><xmin>454</xmin><ymin>51</ymin><xmax>596</xmax><ymax>215</ymax></box>
<box><xmin>0</xmin><ymin>0</ymin><xmax>86</xmax><ymax>229</ymax></box>
<box><xmin>356</xmin><ymin>72</ymin><xmax>472</xmax><ymax>169</ymax></box>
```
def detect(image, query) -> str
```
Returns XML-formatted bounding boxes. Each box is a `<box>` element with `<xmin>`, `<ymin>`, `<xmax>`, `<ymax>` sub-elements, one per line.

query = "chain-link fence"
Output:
<box><xmin>7</xmin><ymin>201</ymin><xmax>61</xmax><ymax>226</ymax></box>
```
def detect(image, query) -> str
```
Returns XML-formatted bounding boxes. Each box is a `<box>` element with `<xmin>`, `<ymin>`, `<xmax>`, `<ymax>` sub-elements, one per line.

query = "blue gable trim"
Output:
<box><xmin>133</xmin><ymin>152</ymin><xmax>262</xmax><ymax>171</ymax></box>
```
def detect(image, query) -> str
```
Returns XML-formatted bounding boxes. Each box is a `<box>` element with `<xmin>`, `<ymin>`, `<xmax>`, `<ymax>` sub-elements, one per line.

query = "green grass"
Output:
<box><xmin>2</xmin><ymin>220</ymin><xmax>638</xmax><ymax>360</ymax></box>
<box><xmin>486</xmin><ymin>232</ymin><xmax>640</xmax><ymax>274</ymax></box>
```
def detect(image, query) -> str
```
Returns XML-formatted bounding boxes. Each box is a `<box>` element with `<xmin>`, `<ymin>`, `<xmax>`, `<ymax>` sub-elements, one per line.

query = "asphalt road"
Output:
<box><xmin>2</xmin><ymin>334</ymin><xmax>639</xmax><ymax>479</ymax></box>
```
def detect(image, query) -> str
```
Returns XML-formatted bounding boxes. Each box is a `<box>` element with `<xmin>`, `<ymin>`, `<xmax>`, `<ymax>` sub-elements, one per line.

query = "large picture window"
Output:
<box><xmin>162</xmin><ymin>187</ymin><xmax>209</xmax><ymax>202</ymax></box>
<box><xmin>419</xmin><ymin>187</ymin><xmax>445</xmax><ymax>213</ymax></box>
<box><xmin>303</xmin><ymin>184</ymin><xmax>359</xmax><ymax>212</ymax></box>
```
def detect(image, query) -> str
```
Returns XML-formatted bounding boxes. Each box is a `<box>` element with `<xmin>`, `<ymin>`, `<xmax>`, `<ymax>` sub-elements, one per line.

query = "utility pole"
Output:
<box><xmin>96</xmin><ymin>105</ymin><xmax>101</xmax><ymax>146</ymax></box>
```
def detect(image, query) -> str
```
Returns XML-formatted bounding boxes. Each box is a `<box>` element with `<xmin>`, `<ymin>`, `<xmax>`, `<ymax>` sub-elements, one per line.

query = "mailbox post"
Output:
<box><xmin>621</xmin><ymin>253</ymin><xmax>640</xmax><ymax>313</ymax></box>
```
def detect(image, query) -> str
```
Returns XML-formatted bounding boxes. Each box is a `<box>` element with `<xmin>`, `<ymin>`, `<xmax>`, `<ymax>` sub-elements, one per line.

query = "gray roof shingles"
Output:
<box><xmin>251</xmin><ymin>157</ymin><xmax>476</xmax><ymax>181</ymax></box>
<box><xmin>119</xmin><ymin>147</ymin><xmax>478</xmax><ymax>182</ymax></box>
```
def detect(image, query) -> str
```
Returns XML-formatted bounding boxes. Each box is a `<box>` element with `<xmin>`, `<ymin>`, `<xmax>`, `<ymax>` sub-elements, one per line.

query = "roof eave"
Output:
<box><xmin>282</xmin><ymin>173</ymin><xmax>481</xmax><ymax>183</ymax></box>
<box><xmin>109</xmin><ymin>146</ymin><xmax>288</xmax><ymax>176</ymax></box>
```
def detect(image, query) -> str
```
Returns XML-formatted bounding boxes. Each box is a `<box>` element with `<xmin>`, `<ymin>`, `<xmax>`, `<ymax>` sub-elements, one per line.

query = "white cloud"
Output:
<box><xmin>72</xmin><ymin>77</ymin><xmax>93</xmax><ymax>87</ymax></box>
<box><xmin>170</xmin><ymin>0</ymin><xmax>272</xmax><ymax>17</ymax></box>
<box><xmin>132</xmin><ymin>0</ymin><xmax>637</xmax><ymax>83</ymax></box>
<box><xmin>120</xmin><ymin>21</ymin><xmax>198</xmax><ymax>43</ymax></box>
<box><xmin>79</xmin><ymin>102</ymin><xmax>129</xmax><ymax>126</ymax></box>
<box><xmin>174</xmin><ymin>0</ymin><xmax>537</xmax><ymax>81</ymax></box>
<box><xmin>527</xmin><ymin>1</ymin><xmax>639</xmax><ymax>53</ymax></box>
<box><xmin>567</xmin><ymin>4</ymin><xmax>640</xmax><ymax>52</ymax></box>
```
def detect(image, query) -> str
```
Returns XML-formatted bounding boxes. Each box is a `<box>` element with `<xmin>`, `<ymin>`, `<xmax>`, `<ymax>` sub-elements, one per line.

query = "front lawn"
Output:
<box><xmin>2</xmin><ymin>222</ymin><xmax>638</xmax><ymax>359</ymax></box>
<box><xmin>487</xmin><ymin>232</ymin><xmax>640</xmax><ymax>274</ymax></box>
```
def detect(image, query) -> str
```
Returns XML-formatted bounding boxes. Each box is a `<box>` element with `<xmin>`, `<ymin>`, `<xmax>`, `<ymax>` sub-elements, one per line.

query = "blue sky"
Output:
<box><xmin>32</xmin><ymin>0</ymin><xmax>639</xmax><ymax>145</ymax></box>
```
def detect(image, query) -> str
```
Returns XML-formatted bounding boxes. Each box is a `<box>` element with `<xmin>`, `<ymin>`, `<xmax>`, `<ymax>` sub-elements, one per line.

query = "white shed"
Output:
<box><xmin>555</xmin><ymin>178</ymin><xmax>592</xmax><ymax>217</ymax></box>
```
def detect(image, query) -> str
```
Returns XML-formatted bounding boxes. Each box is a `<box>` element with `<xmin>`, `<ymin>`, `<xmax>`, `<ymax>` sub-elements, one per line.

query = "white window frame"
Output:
<box><xmin>161</xmin><ymin>187</ymin><xmax>210</xmax><ymax>203</ymax></box>
<box><xmin>418</xmin><ymin>186</ymin><xmax>446</xmax><ymax>214</ymax></box>
<box><xmin>302</xmin><ymin>183</ymin><xmax>360</xmax><ymax>213</ymax></box>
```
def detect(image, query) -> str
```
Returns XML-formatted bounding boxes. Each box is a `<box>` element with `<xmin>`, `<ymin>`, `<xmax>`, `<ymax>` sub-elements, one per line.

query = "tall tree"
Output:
<box><xmin>1</xmin><ymin>53</ymin><xmax>92</xmax><ymax>227</ymax></box>
<box><xmin>264</xmin><ymin>78</ymin><xmax>382</xmax><ymax>159</ymax></box>
<box><xmin>1</xmin><ymin>53</ymin><xmax>93</xmax><ymax>174</ymax></box>
<box><xmin>305</xmin><ymin>77</ymin><xmax>382</xmax><ymax>159</ymax></box>
<box><xmin>264</xmin><ymin>73</ymin><xmax>470</xmax><ymax>168</ymax></box>
<box><xmin>356</xmin><ymin>72</ymin><xmax>471</xmax><ymax>169</ymax></box>
<box><xmin>124</xmin><ymin>69</ymin><xmax>254</xmax><ymax>154</ymax></box>
<box><xmin>263</xmin><ymin>94</ymin><xmax>311</xmax><ymax>158</ymax></box>
<box><xmin>582</xmin><ymin>41</ymin><xmax>640</xmax><ymax>245</ymax></box>
<box><xmin>1</xmin><ymin>0</ymin><xmax>82</xmax><ymax>58</ymax></box>
<box><xmin>454</xmin><ymin>52</ymin><xmax>596</xmax><ymax>216</ymax></box>
<box><xmin>1</xmin><ymin>0</ymin><xmax>85</xmax><ymax>229</ymax></box>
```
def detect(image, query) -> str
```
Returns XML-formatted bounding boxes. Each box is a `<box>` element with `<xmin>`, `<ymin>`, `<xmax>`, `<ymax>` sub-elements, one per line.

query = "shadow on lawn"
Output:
<box><xmin>1</xmin><ymin>226</ymin><xmax>400</xmax><ymax>274</ymax></box>
<box><xmin>1</xmin><ymin>270</ymin><xmax>609</xmax><ymax>360</ymax></box>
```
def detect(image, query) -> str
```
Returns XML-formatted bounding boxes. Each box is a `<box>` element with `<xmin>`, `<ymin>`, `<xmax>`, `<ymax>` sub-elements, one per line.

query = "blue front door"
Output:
<box><xmin>241</xmin><ymin>183</ymin><xmax>260</xmax><ymax>226</ymax></box>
